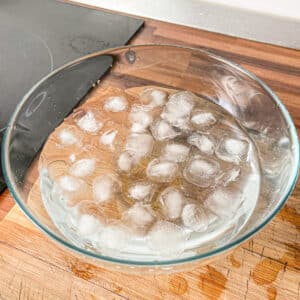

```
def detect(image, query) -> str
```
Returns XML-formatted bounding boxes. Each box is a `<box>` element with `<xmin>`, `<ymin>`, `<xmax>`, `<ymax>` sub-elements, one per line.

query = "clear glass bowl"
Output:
<box><xmin>2</xmin><ymin>45</ymin><xmax>299</xmax><ymax>273</ymax></box>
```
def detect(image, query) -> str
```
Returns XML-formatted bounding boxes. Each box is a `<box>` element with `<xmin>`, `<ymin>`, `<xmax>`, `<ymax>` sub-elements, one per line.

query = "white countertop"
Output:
<box><xmin>74</xmin><ymin>0</ymin><xmax>300</xmax><ymax>49</ymax></box>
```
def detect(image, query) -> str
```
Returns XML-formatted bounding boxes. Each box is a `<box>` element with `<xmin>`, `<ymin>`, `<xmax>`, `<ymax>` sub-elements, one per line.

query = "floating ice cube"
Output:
<box><xmin>187</xmin><ymin>133</ymin><xmax>215</xmax><ymax>155</ymax></box>
<box><xmin>96</xmin><ymin>223</ymin><xmax>131</xmax><ymax>251</ymax></box>
<box><xmin>69</xmin><ymin>154</ymin><xmax>76</xmax><ymax>163</ymax></box>
<box><xmin>146</xmin><ymin>159</ymin><xmax>178</xmax><ymax>182</ymax></box>
<box><xmin>161</xmin><ymin>91</ymin><xmax>195</xmax><ymax>129</ymax></box>
<box><xmin>58</xmin><ymin>128</ymin><xmax>79</xmax><ymax>146</ymax></box>
<box><xmin>128</xmin><ymin>182</ymin><xmax>153</xmax><ymax>201</ymax></box>
<box><xmin>100</xmin><ymin>129</ymin><xmax>117</xmax><ymax>149</ymax></box>
<box><xmin>140</xmin><ymin>88</ymin><xmax>167</xmax><ymax>107</ymax></box>
<box><xmin>147</xmin><ymin>220</ymin><xmax>188</xmax><ymax>256</ymax></box>
<box><xmin>129</xmin><ymin>106</ymin><xmax>153</xmax><ymax>133</ymax></box>
<box><xmin>74</xmin><ymin>109</ymin><xmax>103</xmax><ymax>133</ymax></box>
<box><xmin>218</xmin><ymin>166</ymin><xmax>241</xmax><ymax>186</ymax></box>
<box><xmin>205</xmin><ymin>188</ymin><xmax>244</xmax><ymax>217</ymax></box>
<box><xmin>191</xmin><ymin>110</ymin><xmax>216</xmax><ymax>129</ymax></box>
<box><xmin>57</xmin><ymin>175</ymin><xmax>86</xmax><ymax>192</ymax></box>
<box><xmin>150</xmin><ymin>119</ymin><xmax>180</xmax><ymax>141</ymax></box>
<box><xmin>183</xmin><ymin>156</ymin><xmax>220</xmax><ymax>187</ymax></box>
<box><xmin>69</xmin><ymin>158</ymin><xmax>96</xmax><ymax>177</ymax></box>
<box><xmin>123</xmin><ymin>203</ymin><xmax>155</xmax><ymax>229</ymax></box>
<box><xmin>216</xmin><ymin>137</ymin><xmax>249</xmax><ymax>164</ymax></box>
<box><xmin>117</xmin><ymin>151</ymin><xmax>135</xmax><ymax>173</ymax></box>
<box><xmin>159</xmin><ymin>187</ymin><xmax>185</xmax><ymax>220</ymax></box>
<box><xmin>125</xmin><ymin>133</ymin><xmax>154</xmax><ymax>158</ymax></box>
<box><xmin>76</xmin><ymin>214</ymin><xmax>102</xmax><ymax>236</ymax></box>
<box><xmin>181</xmin><ymin>204</ymin><xmax>209</xmax><ymax>232</ymax></box>
<box><xmin>104</xmin><ymin>96</ymin><xmax>128</xmax><ymax>112</ymax></box>
<box><xmin>93</xmin><ymin>174</ymin><xmax>119</xmax><ymax>203</ymax></box>
<box><xmin>161</xmin><ymin>143</ymin><xmax>190</xmax><ymax>162</ymax></box>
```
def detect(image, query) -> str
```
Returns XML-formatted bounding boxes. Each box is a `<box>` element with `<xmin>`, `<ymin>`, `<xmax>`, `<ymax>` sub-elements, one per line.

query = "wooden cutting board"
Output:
<box><xmin>1</xmin><ymin>10</ymin><xmax>300</xmax><ymax>300</ymax></box>
<box><xmin>0</xmin><ymin>189</ymin><xmax>298</xmax><ymax>300</ymax></box>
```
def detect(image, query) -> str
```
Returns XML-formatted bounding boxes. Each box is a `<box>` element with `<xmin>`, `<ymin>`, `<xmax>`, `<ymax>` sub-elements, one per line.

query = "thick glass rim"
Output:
<box><xmin>2</xmin><ymin>44</ymin><xmax>299</xmax><ymax>267</ymax></box>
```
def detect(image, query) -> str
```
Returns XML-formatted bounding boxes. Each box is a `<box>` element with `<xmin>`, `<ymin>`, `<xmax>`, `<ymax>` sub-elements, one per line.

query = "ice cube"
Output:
<box><xmin>205</xmin><ymin>188</ymin><xmax>244</xmax><ymax>217</ymax></box>
<box><xmin>187</xmin><ymin>133</ymin><xmax>215</xmax><ymax>155</ymax></box>
<box><xmin>128</xmin><ymin>182</ymin><xmax>153</xmax><ymax>201</ymax></box>
<box><xmin>104</xmin><ymin>96</ymin><xmax>128</xmax><ymax>112</ymax></box>
<box><xmin>146</xmin><ymin>159</ymin><xmax>178</xmax><ymax>182</ymax></box>
<box><xmin>159</xmin><ymin>187</ymin><xmax>185</xmax><ymax>220</ymax></box>
<box><xmin>150</xmin><ymin>119</ymin><xmax>180</xmax><ymax>141</ymax></box>
<box><xmin>93</xmin><ymin>174</ymin><xmax>119</xmax><ymax>203</ymax></box>
<box><xmin>100</xmin><ymin>129</ymin><xmax>118</xmax><ymax>149</ymax></box>
<box><xmin>76</xmin><ymin>214</ymin><xmax>102</xmax><ymax>236</ymax></box>
<box><xmin>69</xmin><ymin>158</ymin><xmax>96</xmax><ymax>177</ymax></box>
<box><xmin>218</xmin><ymin>166</ymin><xmax>241</xmax><ymax>186</ymax></box>
<box><xmin>129</xmin><ymin>106</ymin><xmax>153</xmax><ymax>133</ymax></box>
<box><xmin>147</xmin><ymin>220</ymin><xmax>188</xmax><ymax>256</ymax></box>
<box><xmin>216</xmin><ymin>137</ymin><xmax>249</xmax><ymax>164</ymax></box>
<box><xmin>96</xmin><ymin>223</ymin><xmax>131</xmax><ymax>251</ymax></box>
<box><xmin>58</xmin><ymin>127</ymin><xmax>79</xmax><ymax>146</ymax></box>
<box><xmin>74</xmin><ymin>109</ymin><xmax>103</xmax><ymax>134</ymax></box>
<box><xmin>117</xmin><ymin>151</ymin><xmax>135</xmax><ymax>173</ymax></box>
<box><xmin>183</xmin><ymin>156</ymin><xmax>220</xmax><ymax>187</ymax></box>
<box><xmin>161</xmin><ymin>91</ymin><xmax>195</xmax><ymax>129</ymax></box>
<box><xmin>69</xmin><ymin>154</ymin><xmax>76</xmax><ymax>163</ymax></box>
<box><xmin>123</xmin><ymin>203</ymin><xmax>155</xmax><ymax>229</ymax></box>
<box><xmin>191</xmin><ymin>110</ymin><xmax>216</xmax><ymax>129</ymax></box>
<box><xmin>57</xmin><ymin>175</ymin><xmax>86</xmax><ymax>192</ymax></box>
<box><xmin>125</xmin><ymin>133</ymin><xmax>154</xmax><ymax>158</ymax></box>
<box><xmin>161</xmin><ymin>143</ymin><xmax>190</xmax><ymax>162</ymax></box>
<box><xmin>181</xmin><ymin>204</ymin><xmax>209</xmax><ymax>232</ymax></box>
<box><xmin>56</xmin><ymin>175</ymin><xmax>90</xmax><ymax>206</ymax></box>
<box><xmin>140</xmin><ymin>88</ymin><xmax>167</xmax><ymax>107</ymax></box>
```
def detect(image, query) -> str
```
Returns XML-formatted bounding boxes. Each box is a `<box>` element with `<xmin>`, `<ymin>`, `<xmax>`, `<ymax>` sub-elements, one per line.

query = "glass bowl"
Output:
<box><xmin>2</xmin><ymin>45</ymin><xmax>299</xmax><ymax>273</ymax></box>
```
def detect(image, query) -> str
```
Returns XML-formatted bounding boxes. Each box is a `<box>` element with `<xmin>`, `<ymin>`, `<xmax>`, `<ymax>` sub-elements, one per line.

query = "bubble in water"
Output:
<box><xmin>216</xmin><ymin>136</ymin><xmax>249</xmax><ymax>164</ymax></box>
<box><xmin>181</xmin><ymin>203</ymin><xmax>209</xmax><ymax>232</ymax></box>
<box><xmin>150</xmin><ymin>119</ymin><xmax>180</xmax><ymax>141</ymax></box>
<box><xmin>96</xmin><ymin>223</ymin><xmax>131</xmax><ymax>251</ymax></box>
<box><xmin>140</xmin><ymin>88</ymin><xmax>167</xmax><ymax>107</ymax></box>
<box><xmin>161</xmin><ymin>143</ymin><xmax>190</xmax><ymax>162</ymax></box>
<box><xmin>205</xmin><ymin>188</ymin><xmax>244</xmax><ymax>217</ymax></box>
<box><xmin>183</xmin><ymin>156</ymin><xmax>220</xmax><ymax>187</ymax></box>
<box><xmin>147</xmin><ymin>220</ymin><xmax>188</xmax><ymax>256</ymax></box>
<box><xmin>159</xmin><ymin>187</ymin><xmax>185</xmax><ymax>220</ymax></box>
<box><xmin>93</xmin><ymin>174</ymin><xmax>120</xmax><ymax>203</ymax></box>
<box><xmin>191</xmin><ymin>110</ymin><xmax>217</xmax><ymax>129</ymax></box>
<box><xmin>129</xmin><ymin>105</ymin><xmax>153</xmax><ymax>133</ymax></box>
<box><xmin>125</xmin><ymin>133</ymin><xmax>154</xmax><ymax>159</ymax></box>
<box><xmin>161</xmin><ymin>91</ymin><xmax>195</xmax><ymax>129</ymax></box>
<box><xmin>104</xmin><ymin>96</ymin><xmax>128</xmax><ymax>112</ymax></box>
<box><xmin>69</xmin><ymin>158</ymin><xmax>96</xmax><ymax>177</ymax></box>
<box><xmin>146</xmin><ymin>159</ymin><xmax>178</xmax><ymax>182</ymax></box>
<box><xmin>187</xmin><ymin>133</ymin><xmax>215</xmax><ymax>155</ymax></box>
<box><xmin>123</xmin><ymin>203</ymin><xmax>155</xmax><ymax>230</ymax></box>
<box><xmin>128</xmin><ymin>182</ymin><xmax>153</xmax><ymax>202</ymax></box>
<box><xmin>100</xmin><ymin>129</ymin><xmax>118</xmax><ymax>149</ymax></box>
<box><xmin>74</xmin><ymin>109</ymin><xmax>103</xmax><ymax>134</ymax></box>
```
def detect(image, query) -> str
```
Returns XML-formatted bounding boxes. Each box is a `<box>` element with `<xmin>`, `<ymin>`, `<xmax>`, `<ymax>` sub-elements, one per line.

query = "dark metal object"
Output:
<box><xmin>0</xmin><ymin>0</ymin><xmax>143</xmax><ymax>192</ymax></box>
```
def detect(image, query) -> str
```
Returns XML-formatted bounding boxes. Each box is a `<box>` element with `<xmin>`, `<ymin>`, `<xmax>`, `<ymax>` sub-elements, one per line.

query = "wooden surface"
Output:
<box><xmin>0</xmin><ymin>18</ymin><xmax>299</xmax><ymax>300</ymax></box>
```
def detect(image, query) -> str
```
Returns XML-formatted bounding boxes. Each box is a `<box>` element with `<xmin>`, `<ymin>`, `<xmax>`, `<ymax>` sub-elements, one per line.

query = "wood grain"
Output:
<box><xmin>0</xmin><ymin>17</ymin><xmax>299</xmax><ymax>300</ymax></box>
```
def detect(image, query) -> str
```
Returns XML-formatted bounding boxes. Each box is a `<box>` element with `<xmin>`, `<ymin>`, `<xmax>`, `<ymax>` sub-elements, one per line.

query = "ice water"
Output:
<box><xmin>39</xmin><ymin>86</ymin><xmax>261</xmax><ymax>260</ymax></box>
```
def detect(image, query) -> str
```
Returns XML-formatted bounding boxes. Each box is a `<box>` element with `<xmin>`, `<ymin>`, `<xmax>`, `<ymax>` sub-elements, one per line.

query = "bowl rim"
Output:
<box><xmin>2</xmin><ymin>44</ymin><xmax>299</xmax><ymax>266</ymax></box>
